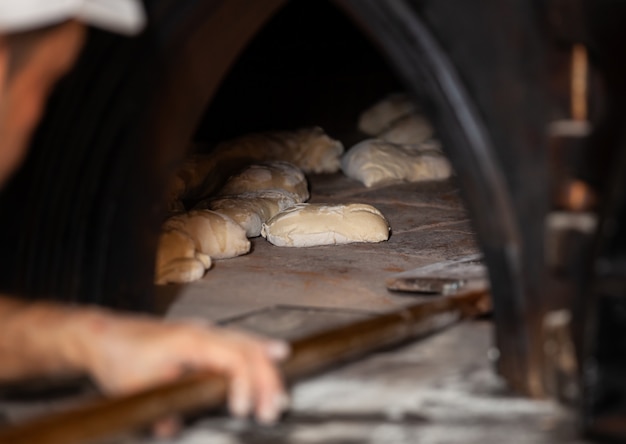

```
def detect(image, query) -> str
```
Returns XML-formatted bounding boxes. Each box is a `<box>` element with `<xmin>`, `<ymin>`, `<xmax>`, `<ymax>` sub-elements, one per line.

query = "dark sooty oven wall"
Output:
<box><xmin>195</xmin><ymin>0</ymin><xmax>403</xmax><ymax>147</ymax></box>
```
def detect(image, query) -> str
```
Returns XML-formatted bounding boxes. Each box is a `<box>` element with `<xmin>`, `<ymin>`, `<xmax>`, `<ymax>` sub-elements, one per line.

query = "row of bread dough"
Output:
<box><xmin>156</xmin><ymin>161</ymin><xmax>309</xmax><ymax>284</ymax></box>
<box><xmin>156</xmin><ymin>162</ymin><xmax>393</xmax><ymax>283</ymax></box>
<box><xmin>195</xmin><ymin>161</ymin><xmax>390</xmax><ymax>251</ymax></box>
<box><xmin>344</xmin><ymin>93</ymin><xmax>452</xmax><ymax>187</ymax></box>
<box><xmin>156</xmin><ymin>119</ymin><xmax>409</xmax><ymax>285</ymax></box>
<box><xmin>156</xmin><ymin>94</ymin><xmax>441</xmax><ymax>284</ymax></box>
<box><xmin>167</xmin><ymin>127</ymin><xmax>344</xmax><ymax>211</ymax></box>
<box><xmin>158</xmin><ymin>127</ymin><xmax>342</xmax><ymax>283</ymax></box>
<box><xmin>213</xmin><ymin>162</ymin><xmax>390</xmax><ymax>248</ymax></box>
<box><xmin>155</xmin><ymin>201</ymin><xmax>391</xmax><ymax>285</ymax></box>
<box><xmin>197</xmin><ymin>161</ymin><xmax>310</xmax><ymax>238</ymax></box>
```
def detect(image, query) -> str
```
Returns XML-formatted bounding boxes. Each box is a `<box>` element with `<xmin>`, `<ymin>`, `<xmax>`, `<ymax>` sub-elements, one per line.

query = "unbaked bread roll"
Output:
<box><xmin>214</xmin><ymin>127</ymin><xmax>344</xmax><ymax>175</ymax></box>
<box><xmin>379</xmin><ymin>113</ymin><xmax>434</xmax><ymax>145</ymax></box>
<box><xmin>155</xmin><ymin>229</ymin><xmax>212</xmax><ymax>285</ymax></box>
<box><xmin>219</xmin><ymin>161</ymin><xmax>309</xmax><ymax>202</ymax></box>
<box><xmin>168</xmin><ymin>127</ymin><xmax>343</xmax><ymax>207</ymax></box>
<box><xmin>199</xmin><ymin>190</ymin><xmax>298</xmax><ymax>238</ymax></box>
<box><xmin>261</xmin><ymin>203</ymin><xmax>390</xmax><ymax>247</ymax></box>
<box><xmin>162</xmin><ymin>210</ymin><xmax>251</xmax><ymax>260</ymax></box>
<box><xmin>358</xmin><ymin>93</ymin><xmax>417</xmax><ymax>136</ymax></box>
<box><xmin>341</xmin><ymin>139</ymin><xmax>452</xmax><ymax>188</ymax></box>
<box><xmin>155</xmin><ymin>210</ymin><xmax>250</xmax><ymax>284</ymax></box>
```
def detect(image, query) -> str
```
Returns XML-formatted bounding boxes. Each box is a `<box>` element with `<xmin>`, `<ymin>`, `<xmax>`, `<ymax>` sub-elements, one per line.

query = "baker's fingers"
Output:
<box><xmin>265</xmin><ymin>340</ymin><xmax>291</xmax><ymax>362</ymax></box>
<box><xmin>151</xmin><ymin>416</ymin><xmax>182</xmax><ymax>440</ymax></box>
<box><xmin>248</xmin><ymin>345</ymin><xmax>289</xmax><ymax>425</ymax></box>
<box><xmin>197</xmin><ymin>329</ymin><xmax>289</xmax><ymax>423</ymax></box>
<box><xmin>207</xmin><ymin>326</ymin><xmax>290</xmax><ymax>363</ymax></box>
<box><xmin>225</xmin><ymin>352</ymin><xmax>253</xmax><ymax>419</ymax></box>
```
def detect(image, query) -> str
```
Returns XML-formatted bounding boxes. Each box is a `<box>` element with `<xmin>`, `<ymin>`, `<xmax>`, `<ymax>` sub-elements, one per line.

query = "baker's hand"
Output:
<box><xmin>77</xmin><ymin>310</ymin><xmax>290</xmax><ymax>425</ymax></box>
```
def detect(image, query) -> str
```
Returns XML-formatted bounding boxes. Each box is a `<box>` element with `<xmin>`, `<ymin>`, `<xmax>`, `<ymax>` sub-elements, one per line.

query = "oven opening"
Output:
<box><xmin>160</xmin><ymin>0</ymin><xmax>479</xmax><ymax>326</ymax></box>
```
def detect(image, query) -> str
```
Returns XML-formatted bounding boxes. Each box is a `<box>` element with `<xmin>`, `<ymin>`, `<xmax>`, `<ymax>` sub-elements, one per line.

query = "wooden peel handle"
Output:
<box><xmin>0</xmin><ymin>290</ymin><xmax>489</xmax><ymax>444</ymax></box>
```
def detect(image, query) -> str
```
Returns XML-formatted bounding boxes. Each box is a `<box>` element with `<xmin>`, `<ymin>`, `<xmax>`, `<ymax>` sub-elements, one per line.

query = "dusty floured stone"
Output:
<box><xmin>261</xmin><ymin>203</ymin><xmax>390</xmax><ymax>247</ymax></box>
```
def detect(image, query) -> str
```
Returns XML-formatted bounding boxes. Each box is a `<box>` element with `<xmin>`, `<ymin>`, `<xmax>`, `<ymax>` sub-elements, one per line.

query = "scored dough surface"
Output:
<box><xmin>155</xmin><ymin>229</ymin><xmax>212</xmax><ymax>285</ymax></box>
<box><xmin>212</xmin><ymin>126</ymin><xmax>344</xmax><ymax>175</ymax></box>
<box><xmin>358</xmin><ymin>93</ymin><xmax>417</xmax><ymax>136</ymax></box>
<box><xmin>379</xmin><ymin>113</ymin><xmax>434</xmax><ymax>145</ymax></box>
<box><xmin>202</xmin><ymin>190</ymin><xmax>298</xmax><ymax>238</ymax></box>
<box><xmin>261</xmin><ymin>203</ymin><xmax>390</xmax><ymax>247</ymax></box>
<box><xmin>219</xmin><ymin>161</ymin><xmax>309</xmax><ymax>202</ymax></box>
<box><xmin>156</xmin><ymin>210</ymin><xmax>250</xmax><ymax>283</ymax></box>
<box><xmin>167</xmin><ymin>127</ymin><xmax>342</xmax><ymax>208</ymax></box>
<box><xmin>341</xmin><ymin>139</ymin><xmax>452</xmax><ymax>188</ymax></box>
<box><xmin>163</xmin><ymin>210</ymin><xmax>251</xmax><ymax>260</ymax></box>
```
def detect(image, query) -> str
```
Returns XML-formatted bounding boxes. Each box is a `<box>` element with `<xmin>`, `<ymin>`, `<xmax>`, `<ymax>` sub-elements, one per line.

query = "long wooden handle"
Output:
<box><xmin>0</xmin><ymin>290</ymin><xmax>489</xmax><ymax>444</ymax></box>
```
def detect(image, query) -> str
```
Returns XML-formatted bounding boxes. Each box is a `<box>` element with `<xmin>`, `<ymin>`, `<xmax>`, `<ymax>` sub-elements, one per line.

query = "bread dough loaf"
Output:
<box><xmin>287</xmin><ymin>127</ymin><xmax>345</xmax><ymax>174</ymax></box>
<box><xmin>162</xmin><ymin>210</ymin><xmax>250</xmax><ymax>260</ymax></box>
<box><xmin>200</xmin><ymin>190</ymin><xmax>298</xmax><ymax>238</ymax></box>
<box><xmin>261</xmin><ymin>203</ymin><xmax>390</xmax><ymax>247</ymax></box>
<box><xmin>167</xmin><ymin>127</ymin><xmax>343</xmax><ymax>208</ymax></box>
<box><xmin>358</xmin><ymin>93</ymin><xmax>417</xmax><ymax>136</ymax></box>
<box><xmin>155</xmin><ymin>229</ymin><xmax>212</xmax><ymax>285</ymax></box>
<box><xmin>155</xmin><ymin>209</ymin><xmax>250</xmax><ymax>284</ymax></box>
<box><xmin>193</xmin><ymin>161</ymin><xmax>309</xmax><ymax>237</ymax></box>
<box><xmin>379</xmin><ymin>113</ymin><xmax>434</xmax><ymax>145</ymax></box>
<box><xmin>341</xmin><ymin>139</ymin><xmax>452</xmax><ymax>187</ymax></box>
<box><xmin>213</xmin><ymin>127</ymin><xmax>344</xmax><ymax>175</ymax></box>
<box><xmin>219</xmin><ymin>161</ymin><xmax>309</xmax><ymax>202</ymax></box>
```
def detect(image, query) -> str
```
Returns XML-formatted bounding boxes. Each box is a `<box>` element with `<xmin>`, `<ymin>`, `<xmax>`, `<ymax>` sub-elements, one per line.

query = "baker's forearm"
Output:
<box><xmin>0</xmin><ymin>295</ymin><xmax>289</xmax><ymax>423</ymax></box>
<box><xmin>0</xmin><ymin>296</ymin><xmax>98</xmax><ymax>380</ymax></box>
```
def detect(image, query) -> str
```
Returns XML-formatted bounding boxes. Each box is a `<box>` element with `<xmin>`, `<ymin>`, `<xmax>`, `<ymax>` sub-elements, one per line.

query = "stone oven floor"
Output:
<box><xmin>158</xmin><ymin>174</ymin><xmax>478</xmax><ymax>325</ymax></box>
<box><xmin>0</xmin><ymin>174</ymin><xmax>588</xmax><ymax>443</ymax></box>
